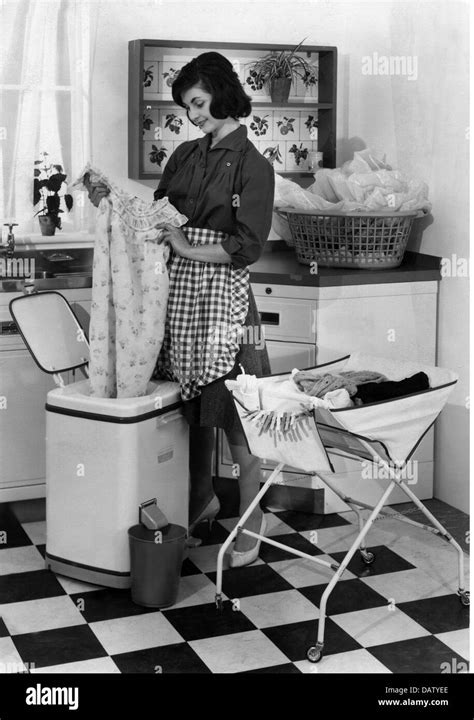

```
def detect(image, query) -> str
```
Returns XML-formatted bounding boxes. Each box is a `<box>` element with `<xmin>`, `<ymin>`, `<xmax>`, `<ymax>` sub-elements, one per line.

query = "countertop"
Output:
<box><xmin>250</xmin><ymin>244</ymin><xmax>441</xmax><ymax>286</ymax></box>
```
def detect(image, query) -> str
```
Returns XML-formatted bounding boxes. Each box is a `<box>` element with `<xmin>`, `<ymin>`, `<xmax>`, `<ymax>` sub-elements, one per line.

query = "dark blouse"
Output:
<box><xmin>154</xmin><ymin>124</ymin><xmax>275</xmax><ymax>268</ymax></box>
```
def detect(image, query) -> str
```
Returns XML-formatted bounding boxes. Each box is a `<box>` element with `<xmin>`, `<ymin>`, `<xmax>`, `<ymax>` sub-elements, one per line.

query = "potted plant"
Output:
<box><xmin>246</xmin><ymin>39</ymin><xmax>318</xmax><ymax>103</ymax></box>
<box><xmin>33</xmin><ymin>152</ymin><xmax>73</xmax><ymax>236</ymax></box>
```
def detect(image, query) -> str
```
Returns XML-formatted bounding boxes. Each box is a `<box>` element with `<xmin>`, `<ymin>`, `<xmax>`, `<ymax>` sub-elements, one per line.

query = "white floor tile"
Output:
<box><xmin>0</xmin><ymin>596</ymin><xmax>86</xmax><ymax>635</ymax></box>
<box><xmin>30</xmin><ymin>656</ymin><xmax>121</xmax><ymax>674</ymax></box>
<box><xmin>269</xmin><ymin>555</ymin><xmax>356</xmax><ymax>587</ymax></box>
<box><xmin>435</xmin><ymin>629</ymin><xmax>470</xmax><ymax>661</ymax></box>
<box><xmin>189</xmin><ymin>630</ymin><xmax>289</xmax><ymax>673</ymax></box>
<box><xmin>239</xmin><ymin>589</ymin><xmax>319</xmax><ymax>628</ymax></box>
<box><xmin>56</xmin><ymin>575</ymin><xmax>106</xmax><ymax>594</ymax></box>
<box><xmin>295</xmin><ymin>648</ymin><xmax>392</xmax><ymax>674</ymax></box>
<box><xmin>22</xmin><ymin>521</ymin><xmax>46</xmax><ymax>546</ymax></box>
<box><xmin>89</xmin><ymin>612</ymin><xmax>183</xmax><ymax>656</ymax></box>
<box><xmin>172</xmin><ymin>574</ymin><xmax>224</xmax><ymax>609</ymax></box>
<box><xmin>389</xmin><ymin>536</ymin><xmax>470</xmax><ymax>586</ymax></box>
<box><xmin>331</xmin><ymin>606</ymin><xmax>430</xmax><ymax>647</ymax></box>
<box><xmin>300</xmin><ymin>523</ymin><xmax>395</xmax><ymax>555</ymax></box>
<box><xmin>0</xmin><ymin>546</ymin><xmax>45</xmax><ymax>576</ymax></box>
<box><xmin>187</xmin><ymin>543</ymin><xmax>263</xmax><ymax>573</ymax></box>
<box><xmin>0</xmin><ymin>637</ymin><xmax>28</xmax><ymax>670</ymax></box>
<box><xmin>361</xmin><ymin>568</ymin><xmax>462</xmax><ymax>603</ymax></box>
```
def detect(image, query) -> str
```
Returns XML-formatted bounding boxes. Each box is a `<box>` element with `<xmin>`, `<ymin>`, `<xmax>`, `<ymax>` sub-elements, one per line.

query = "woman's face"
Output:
<box><xmin>181</xmin><ymin>84</ymin><xmax>226</xmax><ymax>134</ymax></box>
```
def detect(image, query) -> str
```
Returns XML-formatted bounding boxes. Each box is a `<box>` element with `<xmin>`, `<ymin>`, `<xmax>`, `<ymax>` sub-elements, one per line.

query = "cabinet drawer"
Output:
<box><xmin>255</xmin><ymin>295</ymin><xmax>317</xmax><ymax>343</ymax></box>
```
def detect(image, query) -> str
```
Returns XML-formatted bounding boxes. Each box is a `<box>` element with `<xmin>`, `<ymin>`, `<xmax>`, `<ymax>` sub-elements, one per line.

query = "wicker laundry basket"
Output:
<box><xmin>277</xmin><ymin>208</ymin><xmax>419</xmax><ymax>269</ymax></box>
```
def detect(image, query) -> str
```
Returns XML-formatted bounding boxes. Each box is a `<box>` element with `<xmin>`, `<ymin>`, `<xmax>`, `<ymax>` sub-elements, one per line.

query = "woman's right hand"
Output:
<box><xmin>83</xmin><ymin>172</ymin><xmax>110</xmax><ymax>208</ymax></box>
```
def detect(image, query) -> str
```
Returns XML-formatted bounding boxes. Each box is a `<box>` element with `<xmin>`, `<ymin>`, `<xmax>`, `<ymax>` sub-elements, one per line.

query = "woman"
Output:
<box><xmin>88</xmin><ymin>52</ymin><xmax>275</xmax><ymax>566</ymax></box>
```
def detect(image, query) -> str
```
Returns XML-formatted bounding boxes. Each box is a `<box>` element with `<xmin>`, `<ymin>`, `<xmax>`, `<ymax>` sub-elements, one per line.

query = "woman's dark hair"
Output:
<box><xmin>172</xmin><ymin>52</ymin><xmax>252</xmax><ymax>120</ymax></box>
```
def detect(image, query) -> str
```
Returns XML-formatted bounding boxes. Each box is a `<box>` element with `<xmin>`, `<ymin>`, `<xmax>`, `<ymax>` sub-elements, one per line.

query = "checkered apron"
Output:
<box><xmin>155</xmin><ymin>226</ymin><xmax>249</xmax><ymax>400</ymax></box>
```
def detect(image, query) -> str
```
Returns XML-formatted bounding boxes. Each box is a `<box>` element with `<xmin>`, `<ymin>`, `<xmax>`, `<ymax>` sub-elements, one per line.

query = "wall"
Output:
<box><xmin>91</xmin><ymin>0</ymin><xmax>470</xmax><ymax>511</ymax></box>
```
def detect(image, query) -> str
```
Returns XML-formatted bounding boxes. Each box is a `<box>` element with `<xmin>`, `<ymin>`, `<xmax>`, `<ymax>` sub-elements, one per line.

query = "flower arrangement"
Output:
<box><xmin>33</xmin><ymin>152</ymin><xmax>73</xmax><ymax>234</ymax></box>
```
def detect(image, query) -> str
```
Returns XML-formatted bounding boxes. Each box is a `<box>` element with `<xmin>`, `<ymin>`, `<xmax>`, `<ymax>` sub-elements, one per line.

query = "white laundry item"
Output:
<box><xmin>323</xmin><ymin>388</ymin><xmax>352</xmax><ymax>409</ymax></box>
<box><xmin>70</xmin><ymin>164</ymin><xmax>188</xmax><ymax>398</ymax></box>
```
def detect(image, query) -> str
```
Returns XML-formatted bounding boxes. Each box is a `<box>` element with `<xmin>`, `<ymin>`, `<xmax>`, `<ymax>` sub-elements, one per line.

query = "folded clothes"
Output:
<box><xmin>354</xmin><ymin>372</ymin><xmax>430</xmax><ymax>404</ymax></box>
<box><xmin>292</xmin><ymin>370</ymin><xmax>387</xmax><ymax>398</ymax></box>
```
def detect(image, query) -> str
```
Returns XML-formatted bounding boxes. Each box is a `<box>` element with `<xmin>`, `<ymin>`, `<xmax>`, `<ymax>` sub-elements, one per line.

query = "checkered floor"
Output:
<box><xmin>0</xmin><ymin>497</ymin><xmax>469</xmax><ymax>674</ymax></box>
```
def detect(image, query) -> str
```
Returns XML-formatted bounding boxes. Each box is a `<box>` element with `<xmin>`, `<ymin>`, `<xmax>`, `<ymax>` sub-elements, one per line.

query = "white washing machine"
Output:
<box><xmin>9</xmin><ymin>290</ymin><xmax>189</xmax><ymax>589</ymax></box>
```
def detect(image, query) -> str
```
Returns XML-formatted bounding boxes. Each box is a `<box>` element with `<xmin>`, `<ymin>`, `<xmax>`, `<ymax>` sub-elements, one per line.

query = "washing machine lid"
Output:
<box><xmin>9</xmin><ymin>291</ymin><xmax>89</xmax><ymax>374</ymax></box>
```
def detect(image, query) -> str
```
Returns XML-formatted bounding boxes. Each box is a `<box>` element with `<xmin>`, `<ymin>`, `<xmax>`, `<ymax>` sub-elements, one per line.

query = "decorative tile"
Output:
<box><xmin>69</xmin><ymin>588</ymin><xmax>157</xmax><ymax>623</ymax></box>
<box><xmin>142</xmin><ymin>108</ymin><xmax>160</xmax><ymax>141</ymax></box>
<box><xmin>242</xmin><ymin>60</ymin><xmax>268</xmax><ymax>99</ymax></box>
<box><xmin>0</xmin><ymin>570</ymin><xmax>66</xmax><ymax>605</ymax></box>
<box><xmin>190</xmin><ymin>629</ymin><xmax>289</xmax><ymax>673</ymax></box>
<box><xmin>285</xmin><ymin>141</ymin><xmax>312</xmax><ymax>173</ymax></box>
<box><xmin>247</xmin><ymin>111</ymin><xmax>273</xmax><ymax>142</ymax></box>
<box><xmin>300</xmin><ymin>578</ymin><xmax>388</xmax><ymax>616</ymax></box>
<box><xmin>273</xmin><ymin>111</ymin><xmax>299</xmax><ymax>143</ymax></box>
<box><xmin>143</xmin><ymin>140</ymin><xmax>173</xmax><ymax>173</ymax></box>
<box><xmin>239</xmin><ymin>589</ymin><xmax>319</xmax><ymax>629</ymax></box>
<box><xmin>0</xmin><ymin>546</ymin><xmax>45</xmax><ymax>576</ymax></box>
<box><xmin>159</xmin><ymin>61</ymin><xmax>183</xmax><ymax>96</ymax></box>
<box><xmin>258</xmin><ymin>141</ymin><xmax>285</xmax><ymax>171</ymax></box>
<box><xmin>361</xmin><ymin>567</ymin><xmax>462</xmax><ymax>603</ymax></box>
<box><xmin>160</xmin><ymin>109</ymin><xmax>188</xmax><ymax>141</ymax></box>
<box><xmin>143</xmin><ymin>61</ymin><xmax>159</xmax><ymax>94</ymax></box>
<box><xmin>299</xmin><ymin>111</ymin><xmax>319</xmax><ymax>141</ymax></box>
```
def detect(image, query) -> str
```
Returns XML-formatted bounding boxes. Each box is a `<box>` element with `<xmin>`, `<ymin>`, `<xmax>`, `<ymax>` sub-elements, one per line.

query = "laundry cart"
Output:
<box><xmin>216</xmin><ymin>352</ymin><xmax>469</xmax><ymax>663</ymax></box>
<box><xmin>9</xmin><ymin>290</ymin><xmax>189</xmax><ymax>589</ymax></box>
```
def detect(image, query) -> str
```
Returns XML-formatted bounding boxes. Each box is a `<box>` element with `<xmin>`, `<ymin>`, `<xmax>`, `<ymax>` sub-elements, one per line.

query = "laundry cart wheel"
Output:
<box><xmin>306</xmin><ymin>643</ymin><xmax>324</xmax><ymax>663</ymax></box>
<box><xmin>360</xmin><ymin>549</ymin><xmax>375</xmax><ymax>565</ymax></box>
<box><xmin>458</xmin><ymin>590</ymin><xmax>470</xmax><ymax>607</ymax></box>
<box><xmin>215</xmin><ymin>594</ymin><xmax>224</xmax><ymax>611</ymax></box>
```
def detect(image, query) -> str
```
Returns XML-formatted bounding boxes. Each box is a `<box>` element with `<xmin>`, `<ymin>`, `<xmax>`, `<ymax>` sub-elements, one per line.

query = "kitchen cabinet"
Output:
<box><xmin>128</xmin><ymin>39</ymin><xmax>337</xmax><ymax>181</ymax></box>
<box><xmin>0</xmin><ymin>288</ymin><xmax>91</xmax><ymax>502</ymax></box>
<box><xmin>216</xmin><ymin>256</ymin><xmax>440</xmax><ymax>511</ymax></box>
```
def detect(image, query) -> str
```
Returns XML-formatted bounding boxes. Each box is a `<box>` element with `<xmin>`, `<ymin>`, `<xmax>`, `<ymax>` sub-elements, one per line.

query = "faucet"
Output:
<box><xmin>1</xmin><ymin>223</ymin><xmax>18</xmax><ymax>259</ymax></box>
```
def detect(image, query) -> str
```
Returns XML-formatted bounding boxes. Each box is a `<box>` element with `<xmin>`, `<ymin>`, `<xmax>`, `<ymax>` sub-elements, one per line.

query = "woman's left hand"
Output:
<box><xmin>157</xmin><ymin>224</ymin><xmax>191</xmax><ymax>257</ymax></box>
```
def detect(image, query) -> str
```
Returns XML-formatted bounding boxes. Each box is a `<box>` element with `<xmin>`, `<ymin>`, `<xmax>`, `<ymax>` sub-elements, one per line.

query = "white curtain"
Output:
<box><xmin>0</xmin><ymin>0</ymin><xmax>99</xmax><ymax>234</ymax></box>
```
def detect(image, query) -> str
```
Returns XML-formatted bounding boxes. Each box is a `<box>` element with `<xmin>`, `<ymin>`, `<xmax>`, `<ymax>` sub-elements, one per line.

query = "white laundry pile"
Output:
<box><xmin>70</xmin><ymin>164</ymin><xmax>188</xmax><ymax>398</ymax></box>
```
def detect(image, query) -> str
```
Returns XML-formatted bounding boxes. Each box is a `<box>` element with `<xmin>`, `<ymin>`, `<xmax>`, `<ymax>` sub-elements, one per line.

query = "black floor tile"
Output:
<box><xmin>0</xmin><ymin>617</ymin><xmax>9</xmax><ymax>637</ymax></box>
<box><xmin>397</xmin><ymin>594</ymin><xmax>470</xmax><ymax>635</ymax></box>
<box><xmin>388</xmin><ymin>499</ymin><xmax>470</xmax><ymax>554</ymax></box>
<box><xmin>12</xmin><ymin>625</ymin><xmax>108</xmax><ymax>669</ymax></box>
<box><xmin>262</xmin><ymin>618</ymin><xmax>361</xmax><ymax>662</ymax></box>
<box><xmin>112</xmin><ymin>642</ymin><xmax>211</xmax><ymax>673</ymax></box>
<box><xmin>300</xmin><ymin>578</ymin><xmax>389</xmax><ymax>615</ymax></box>
<box><xmin>260</xmin><ymin>533</ymin><xmax>324</xmax><ymax>563</ymax></box>
<box><xmin>206</xmin><ymin>564</ymin><xmax>293</xmax><ymax>599</ymax></box>
<box><xmin>368</xmin><ymin>635</ymin><xmax>469</xmax><ymax>674</ymax></box>
<box><xmin>273</xmin><ymin>510</ymin><xmax>351</xmax><ymax>532</ymax></box>
<box><xmin>0</xmin><ymin>570</ymin><xmax>66</xmax><ymax>605</ymax></box>
<box><xmin>162</xmin><ymin>601</ymin><xmax>256</xmax><ymax>642</ymax></box>
<box><xmin>190</xmin><ymin>519</ymin><xmax>230</xmax><ymax>547</ymax></box>
<box><xmin>240</xmin><ymin>663</ymin><xmax>302</xmax><ymax>674</ymax></box>
<box><xmin>0</xmin><ymin>505</ymin><xmax>33</xmax><ymax>549</ymax></box>
<box><xmin>36</xmin><ymin>544</ymin><xmax>46</xmax><ymax>559</ymax></box>
<box><xmin>69</xmin><ymin>589</ymin><xmax>157</xmax><ymax>623</ymax></box>
<box><xmin>329</xmin><ymin>545</ymin><xmax>415</xmax><ymax>578</ymax></box>
<box><xmin>180</xmin><ymin>557</ymin><xmax>201</xmax><ymax>577</ymax></box>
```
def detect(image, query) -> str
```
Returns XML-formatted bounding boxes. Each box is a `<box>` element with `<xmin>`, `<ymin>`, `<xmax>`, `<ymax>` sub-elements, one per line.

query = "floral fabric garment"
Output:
<box><xmin>70</xmin><ymin>164</ymin><xmax>188</xmax><ymax>398</ymax></box>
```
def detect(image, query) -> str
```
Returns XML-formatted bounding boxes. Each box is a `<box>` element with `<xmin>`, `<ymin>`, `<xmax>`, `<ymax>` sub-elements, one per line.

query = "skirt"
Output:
<box><xmin>181</xmin><ymin>284</ymin><xmax>272</xmax><ymax>434</ymax></box>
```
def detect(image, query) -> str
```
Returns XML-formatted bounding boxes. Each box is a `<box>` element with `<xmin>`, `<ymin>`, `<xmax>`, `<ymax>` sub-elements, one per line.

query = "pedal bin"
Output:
<box><xmin>128</xmin><ymin>523</ymin><xmax>186</xmax><ymax>608</ymax></box>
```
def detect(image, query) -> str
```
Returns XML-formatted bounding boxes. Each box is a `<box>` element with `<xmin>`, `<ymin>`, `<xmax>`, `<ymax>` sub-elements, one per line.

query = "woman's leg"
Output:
<box><xmin>188</xmin><ymin>425</ymin><xmax>216</xmax><ymax>524</ymax></box>
<box><xmin>225</xmin><ymin>428</ymin><xmax>264</xmax><ymax>553</ymax></box>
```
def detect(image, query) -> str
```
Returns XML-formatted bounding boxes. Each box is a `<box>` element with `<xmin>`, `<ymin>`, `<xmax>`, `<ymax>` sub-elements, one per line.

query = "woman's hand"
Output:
<box><xmin>157</xmin><ymin>224</ymin><xmax>192</xmax><ymax>257</ymax></box>
<box><xmin>83</xmin><ymin>172</ymin><xmax>110</xmax><ymax>208</ymax></box>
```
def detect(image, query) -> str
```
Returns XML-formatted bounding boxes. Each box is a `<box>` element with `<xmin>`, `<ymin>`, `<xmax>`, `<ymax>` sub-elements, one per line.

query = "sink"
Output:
<box><xmin>0</xmin><ymin>249</ymin><xmax>93</xmax><ymax>291</ymax></box>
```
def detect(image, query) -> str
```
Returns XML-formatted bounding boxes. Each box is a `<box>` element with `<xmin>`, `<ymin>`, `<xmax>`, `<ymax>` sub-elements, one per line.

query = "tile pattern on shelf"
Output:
<box><xmin>0</xmin><ymin>497</ymin><xmax>469</xmax><ymax>674</ymax></box>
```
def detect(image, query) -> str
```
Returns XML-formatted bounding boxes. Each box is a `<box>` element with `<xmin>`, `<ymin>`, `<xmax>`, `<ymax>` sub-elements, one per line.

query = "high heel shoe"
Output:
<box><xmin>229</xmin><ymin>514</ymin><xmax>267</xmax><ymax>568</ymax></box>
<box><xmin>188</xmin><ymin>495</ymin><xmax>220</xmax><ymax>537</ymax></box>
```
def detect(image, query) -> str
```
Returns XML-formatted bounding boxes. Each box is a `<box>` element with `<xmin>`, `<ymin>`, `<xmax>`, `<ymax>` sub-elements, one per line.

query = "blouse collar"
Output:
<box><xmin>198</xmin><ymin>123</ymin><xmax>248</xmax><ymax>153</ymax></box>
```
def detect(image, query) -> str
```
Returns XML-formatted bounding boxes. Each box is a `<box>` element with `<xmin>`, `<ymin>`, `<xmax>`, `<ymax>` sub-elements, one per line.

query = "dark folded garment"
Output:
<box><xmin>354</xmin><ymin>372</ymin><xmax>430</xmax><ymax>404</ymax></box>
